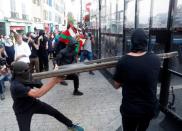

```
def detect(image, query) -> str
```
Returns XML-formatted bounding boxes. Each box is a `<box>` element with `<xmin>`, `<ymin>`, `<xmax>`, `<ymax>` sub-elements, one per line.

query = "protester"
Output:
<box><xmin>0</xmin><ymin>45</ymin><xmax>11</xmax><ymax>100</ymax></box>
<box><xmin>54</xmin><ymin>38</ymin><xmax>83</xmax><ymax>96</ymax></box>
<box><xmin>80</xmin><ymin>32</ymin><xmax>94</xmax><ymax>75</ymax></box>
<box><xmin>37</xmin><ymin>30</ymin><xmax>49</xmax><ymax>72</ymax></box>
<box><xmin>53</xmin><ymin>31</ymin><xmax>69</xmax><ymax>86</ymax></box>
<box><xmin>48</xmin><ymin>33</ymin><xmax>54</xmax><ymax>59</ymax></box>
<box><xmin>27</xmin><ymin>32</ymin><xmax>40</xmax><ymax>73</ymax></box>
<box><xmin>4</xmin><ymin>36</ymin><xmax>15</xmax><ymax>66</ymax></box>
<box><xmin>0</xmin><ymin>35</ymin><xmax>5</xmax><ymax>45</ymax></box>
<box><xmin>14</xmin><ymin>34</ymin><xmax>31</xmax><ymax>64</ymax></box>
<box><xmin>113</xmin><ymin>29</ymin><xmax>161</xmax><ymax>131</ymax></box>
<box><xmin>10</xmin><ymin>61</ymin><xmax>84</xmax><ymax>131</ymax></box>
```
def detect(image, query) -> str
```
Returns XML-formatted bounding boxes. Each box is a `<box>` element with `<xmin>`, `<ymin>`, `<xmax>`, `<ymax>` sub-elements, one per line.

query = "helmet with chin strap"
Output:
<box><xmin>11</xmin><ymin>61</ymin><xmax>32</xmax><ymax>83</ymax></box>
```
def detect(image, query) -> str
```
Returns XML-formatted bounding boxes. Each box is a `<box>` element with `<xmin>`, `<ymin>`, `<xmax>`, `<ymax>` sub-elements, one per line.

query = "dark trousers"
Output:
<box><xmin>30</xmin><ymin>57</ymin><xmax>39</xmax><ymax>73</ymax></box>
<box><xmin>65</xmin><ymin>74</ymin><xmax>79</xmax><ymax>91</ymax></box>
<box><xmin>15</xmin><ymin>101</ymin><xmax>73</xmax><ymax>131</ymax></box>
<box><xmin>122</xmin><ymin>115</ymin><xmax>151</xmax><ymax>131</ymax></box>
<box><xmin>39</xmin><ymin>53</ymin><xmax>49</xmax><ymax>72</ymax></box>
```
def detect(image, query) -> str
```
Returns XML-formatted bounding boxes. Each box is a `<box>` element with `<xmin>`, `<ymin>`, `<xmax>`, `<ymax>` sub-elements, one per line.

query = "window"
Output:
<box><xmin>55</xmin><ymin>16</ymin><xmax>58</xmax><ymax>22</ymax></box>
<box><xmin>138</xmin><ymin>0</ymin><xmax>151</xmax><ymax>28</ymax></box>
<box><xmin>34</xmin><ymin>17</ymin><xmax>41</xmax><ymax>22</ymax></box>
<box><xmin>22</xmin><ymin>14</ymin><xmax>28</xmax><ymax>20</ymax></box>
<box><xmin>125</xmin><ymin>0</ymin><xmax>135</xmax><ymax>28</ymax></box>
<box><xmin>11</xmin><ymin>12</ymin><xmax>19</xmax><ymax>19</ymax></box>
<box><xmin>11</xmin><ymin>0</ymin><xmax>16</xmax><ymax>12</ymax></box>
<box><xmin>43</xmin><ymin>10</ymin><xmax>48</xmax><ymax>20</ymax></box>
<box><xmin>152</xmin><ymin>0</ymin><xmax>170</xmax><ymax>28</ymax></box>
<box><xmin>49</xmin><ymin>0</ymin><xmax>52</xmax><ymax>6</ymax></box>
<box><xmin>49</xmin><ymin>12</ymin><xmax>52</xmax><ymax>21</ymax></box>
<box><xmin>22</xmin><ymin>2</ymin><xmax>26</xmax><ymax>15</ymax></box>
<box><xmin>33</xmin><ymin>0</ymin><xmax>40</xmax><ymax>6</ymax></box>
<box><xmin>59</xmin><ymin>17</ymin><xmax>61</xmax><ymax>23</ymax></box>
<box><xmin>37</xmin><ymin>0</ymin><xmax>40</xmax><ymax>5</ymax></box>
<box><xmin>173</xmin><ymin>0</ymin><xmax>182</xmax><ymax>27</ymax></box>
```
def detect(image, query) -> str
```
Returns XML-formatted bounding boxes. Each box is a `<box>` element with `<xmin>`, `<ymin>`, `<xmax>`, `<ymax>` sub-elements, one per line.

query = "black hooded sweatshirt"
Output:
<box><xmin>131</xmin><ymin>28</ymin><xmax>148</xmax><ymax>52</ymax></box>
<box><xmin>113</xmin><ymin>29</ymin><xmax>161</xmax><ymax>118</ymax></box>
<box><xmin>53</xmin><ymin>38</ymin><xmax>78</xmax><ymax>66</ymax></box>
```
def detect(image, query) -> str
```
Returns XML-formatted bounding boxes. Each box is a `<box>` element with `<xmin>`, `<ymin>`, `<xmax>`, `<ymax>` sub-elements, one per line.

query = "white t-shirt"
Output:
<box><xmin>83</xmin><ymin>37</ymin><xmax>92</xmax><ymax>52</ymax></box>
<box><xmin>14</xmin><ymin>41</ymin><xmax>31</xmax><ymax>63</ymax></box>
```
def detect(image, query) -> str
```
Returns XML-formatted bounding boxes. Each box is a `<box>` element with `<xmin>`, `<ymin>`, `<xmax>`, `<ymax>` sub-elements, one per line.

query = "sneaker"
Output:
<box><xmin>0</xmin><ymin>93</ymin><xmax>5</xmax><ymax>100</ymax></box>
<box><xmin>68</xmin><ymin>124</ymin><xmax>84</xmax><ymax>131</ymax></box>
<box><xmin>73</xmin><ymin>90</ymin><xmax>83</xmax><ymax>96</ymax></box>
<box><xmin>60</xmin><ymin>81</ymin><xmax>68</xmax><ymax>86</ymax></box>
<box><xmin>89</xmin><ymin>71</ymin><xmax>95</xmax><ymax>75</ymax></box>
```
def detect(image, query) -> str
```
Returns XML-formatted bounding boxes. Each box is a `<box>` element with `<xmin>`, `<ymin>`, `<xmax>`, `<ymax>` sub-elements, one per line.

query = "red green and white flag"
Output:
<box><xmin>59</xmin><ymin>30</ymin><xmax>72</xmax><ymax>44</ymax></box>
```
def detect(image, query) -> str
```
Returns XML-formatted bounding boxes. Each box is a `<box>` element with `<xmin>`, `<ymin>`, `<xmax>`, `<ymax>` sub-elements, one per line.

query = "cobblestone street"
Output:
<box><xmin>0</xmin><ymin>71</ymin><xmax>122</xmax><ymax>131</ymax></box>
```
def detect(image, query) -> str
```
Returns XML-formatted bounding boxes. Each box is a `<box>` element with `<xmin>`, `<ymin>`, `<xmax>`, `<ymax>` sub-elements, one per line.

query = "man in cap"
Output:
<box><xmin>113</xmin><ymin>29</ymin><xmax>161</xmax><ymax>131</ymax></box>
<box><xmin>10</xmin><ymin>61</ymin><xmax>84</xmax><ymax>131</ymax></box>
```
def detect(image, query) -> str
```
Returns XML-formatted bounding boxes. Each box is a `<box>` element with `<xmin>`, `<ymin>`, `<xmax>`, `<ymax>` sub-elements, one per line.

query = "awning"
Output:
<box><xmin>10</xmin><ymin>26</ymin><xmax>25</xmax><ymax>30</ymax></box>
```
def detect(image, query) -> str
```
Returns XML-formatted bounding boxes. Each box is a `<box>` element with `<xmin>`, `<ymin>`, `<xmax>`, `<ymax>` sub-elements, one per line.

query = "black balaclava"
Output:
<box><xmin>11</xmin><ymin>61</ymin><xmax>32</xmax><ymax>83</ymax></box>
<box><xmin>131</xmin><ymin>28</ymin><xmax>148</xmax><ymax>52</ymax></box>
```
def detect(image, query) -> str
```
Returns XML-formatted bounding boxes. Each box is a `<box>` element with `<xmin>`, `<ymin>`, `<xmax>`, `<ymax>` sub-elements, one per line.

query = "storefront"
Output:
<box><xmin>6</xmin><ymin>18</ymin><xmax>32</xmax><ymax>35</ymax></box>
<box><xmin>10</xmin><ymin>26</ymin><xmax>25</xmax><ymax>34</ymax></box>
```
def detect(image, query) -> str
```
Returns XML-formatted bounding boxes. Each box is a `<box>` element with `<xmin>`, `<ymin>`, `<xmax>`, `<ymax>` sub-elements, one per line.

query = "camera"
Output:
<box><xmin>0</xmin><ymin>58</ymin><xmax>7</xmax><ymax>67</ymax></box>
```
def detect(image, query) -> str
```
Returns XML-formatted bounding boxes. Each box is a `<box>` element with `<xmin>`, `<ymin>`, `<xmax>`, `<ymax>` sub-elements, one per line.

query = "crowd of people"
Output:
<box><xmin>0</xmin><ymin>24</ymin><xmax>95</xmax><ymax>100</ymax></box>
<box><xmin>0</xmin><ymin>24</ymin><xmax>96</xmax><ymax>131</ymax></box>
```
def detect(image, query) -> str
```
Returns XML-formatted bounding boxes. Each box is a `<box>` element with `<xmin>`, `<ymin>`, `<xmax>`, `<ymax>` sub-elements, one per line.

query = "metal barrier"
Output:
<box><xmin>162</xmin><ymin>69</ymin><xmax>182</xmax><ymax>123</ymax></box>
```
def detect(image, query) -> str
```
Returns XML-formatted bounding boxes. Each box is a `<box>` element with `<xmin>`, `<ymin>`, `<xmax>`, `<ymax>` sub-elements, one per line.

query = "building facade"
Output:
<box><xmin>42</xmin><ymin>0</ymin><xmax>66</xmax><ymax>33</ymax></box>
<box><xmin>0</xmin><ymin>0</ymin><xmax>66</xmax><ymax>35</ymax></box>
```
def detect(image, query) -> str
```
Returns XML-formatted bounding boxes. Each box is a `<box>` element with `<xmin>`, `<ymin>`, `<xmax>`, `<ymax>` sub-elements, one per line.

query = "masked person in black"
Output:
<box><xmin>53</xmin><ymin>37</ymin><xmax>83</xmax><ymax>96</ymax></box>
<box><xmin>10</xmin><ymin>61</ymin><xmax>84</xmax><ymax>131</ymax></box>
<box><xmin>113</xmin><ymin>29</ymin><xmax>161</xmax><ymax>131</ymax></box>
<box><xmin>38</xmin><ymin>30</ymin><xmax>49</xmax><ymax>72</ymax></box>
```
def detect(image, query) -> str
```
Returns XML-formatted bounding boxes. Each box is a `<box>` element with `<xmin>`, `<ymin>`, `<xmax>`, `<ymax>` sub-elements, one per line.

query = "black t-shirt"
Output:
<box><xmin>28</xmin><ymin>40</ymin><xmax>38</xmax><ymax>58</ymax></box>
<box><xmin>55</xmin><ymin>47</ymin><xmax>77</xmax><ymax>66</ymax></box>
<box><xmin>10</xmin><ymin>80</ymin><xmax>39</xmax><ymax>114</ymax></box>
<box><xmin>113</xmin><ymin>53</ymin><xmax>160</xmax><ymax>118</ymax></box>
<box><xmin>39</xmin><ymin>36</ymin><xmax>48</xmax><ymax>52</ymax></box>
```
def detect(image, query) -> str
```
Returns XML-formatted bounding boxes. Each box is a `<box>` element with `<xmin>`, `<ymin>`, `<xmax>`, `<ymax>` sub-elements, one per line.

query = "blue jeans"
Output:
<box><xmin>0</xmin><ymin>74</ymin><xmax>11</xmax><ymax>94</ymax></box>
<box><xmin>80</xmin><ymin>50</ymin><xmax>93</xmax><ymax>62</ymax></box>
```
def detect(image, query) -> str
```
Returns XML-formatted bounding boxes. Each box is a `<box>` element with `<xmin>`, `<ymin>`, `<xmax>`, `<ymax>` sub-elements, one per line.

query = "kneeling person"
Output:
<box><xmin>10</xmin><ymin>61</ymin><xmax>84</xmax><ymax>131</ymax></box>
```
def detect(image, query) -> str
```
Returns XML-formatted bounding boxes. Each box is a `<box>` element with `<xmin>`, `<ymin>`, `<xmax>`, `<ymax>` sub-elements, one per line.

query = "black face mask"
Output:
<box><xmin>13</xmin><ymin>67</ymin><xmax>32</xmax><ymax>83</ymax></box>
<box><xmin>21</xmin><ymin>68</ymin><xmax>31</xmax><ymax>82</ymax></box>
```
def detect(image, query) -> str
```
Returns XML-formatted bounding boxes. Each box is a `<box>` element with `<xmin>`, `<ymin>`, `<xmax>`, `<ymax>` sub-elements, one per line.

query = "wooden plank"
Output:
<box><xmin>32</xmin><ymin>51</ymin><xmax>178</xmax><ymax>80</ymax></box>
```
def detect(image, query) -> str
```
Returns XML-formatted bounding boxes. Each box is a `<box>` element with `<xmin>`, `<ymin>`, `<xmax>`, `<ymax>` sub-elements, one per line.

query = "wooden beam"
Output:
<box><xmin>32</xmin><ymin>51</ymin><xmax>178</xmax><ymax>80</ymax></box>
